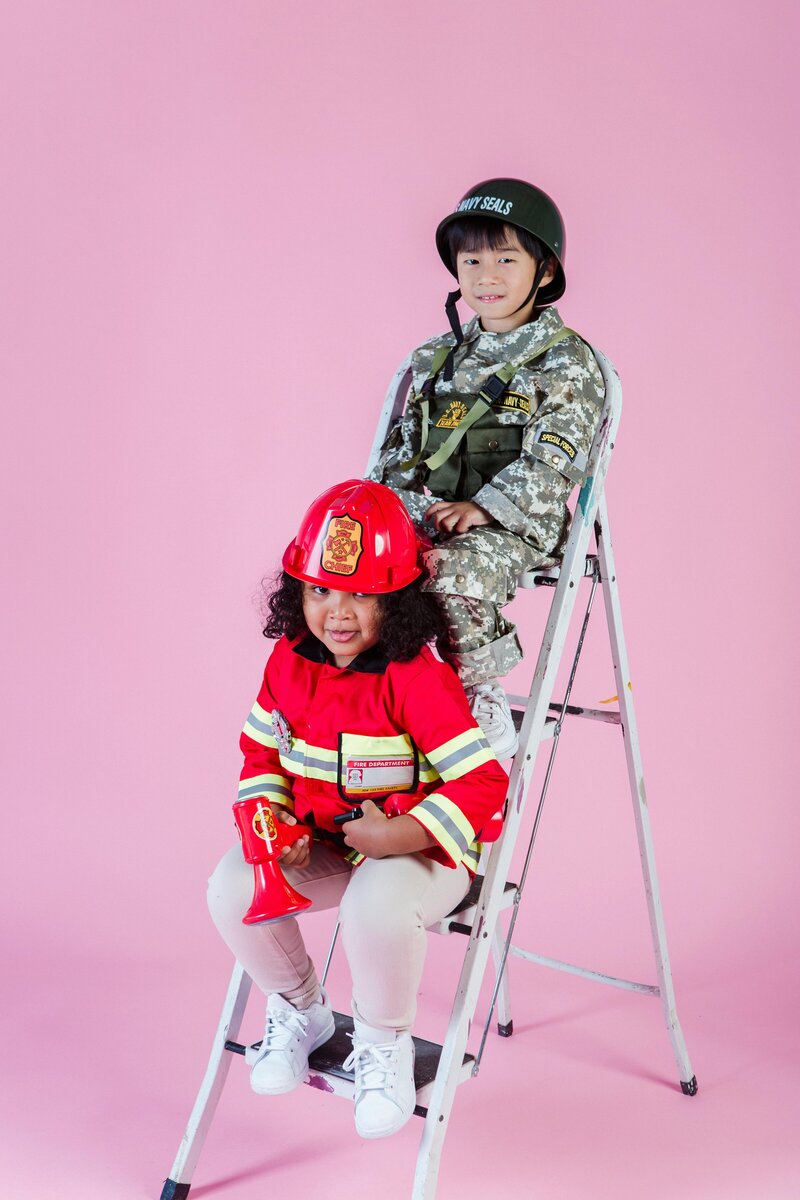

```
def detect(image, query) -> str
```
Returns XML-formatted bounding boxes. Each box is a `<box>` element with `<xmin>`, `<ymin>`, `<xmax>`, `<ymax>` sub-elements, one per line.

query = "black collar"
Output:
<box><xmin>292</xmin><ymin>634</ymin><xmax>390</xmax><ymax>675</ymax></box>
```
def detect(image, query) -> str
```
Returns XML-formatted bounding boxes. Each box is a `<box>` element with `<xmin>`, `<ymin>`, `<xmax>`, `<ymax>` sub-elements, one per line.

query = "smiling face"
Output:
<box><xmin>301</xmin><ymin>583</ymin><xmax>383</xmax><ymax>668</ymax></box>
<box><xmin>455</xmin><ymin>226</ymin><xmax>554</xmax><ymax>332</ymax></box>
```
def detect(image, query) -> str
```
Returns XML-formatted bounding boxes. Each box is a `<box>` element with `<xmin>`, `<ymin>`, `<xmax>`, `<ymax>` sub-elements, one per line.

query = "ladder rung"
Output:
<box><xmin>517</xmin><ymin>553</ymin><xmax>598</xmax><ymax>588</ymax></box>
<box><xmin>508</xmin><ymin>698</ymin><xmax>622</xmax><ymax>729</ymax></box>
<box><xmin>226</xmin><ymin>1012</ymin><xmax>475</xmax><ymax>1113</ymax></box>
<box><xmin>429</xmin><ymin>878</ymin><xmax>517</xmax><ymax>936</ymax></box>
<box><xmin>510</xmin><ymin>706</ymin><xmax>557</xmax><ymax>740</ymax></box>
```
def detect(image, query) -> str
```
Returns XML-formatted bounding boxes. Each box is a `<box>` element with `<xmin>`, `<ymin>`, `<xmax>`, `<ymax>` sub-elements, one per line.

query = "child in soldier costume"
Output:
<box><xmin>208</xmin><ymin>480</ymin><xmax>506</xmax><ymax>1139</ymax></box>
<box><xmin>369</xmin><ymin>178</ymin><xmax>605</xmax><ymax>758</ymax></box>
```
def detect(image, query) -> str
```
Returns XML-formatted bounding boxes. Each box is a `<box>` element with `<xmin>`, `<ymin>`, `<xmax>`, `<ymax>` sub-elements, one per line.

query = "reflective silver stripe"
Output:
<box><xmin>245</xmin><ymin>713</ymin><xmax>274</xmax><ymax>736</ymax></box>
<box><xmin>417</xmin><ymin>798</ymin><xmax>470</xmax><ymax>855</ymax></box>
<box><xmin>463</xmin><ymin>842</ymin><xmax>482</xmax><ymax>872</ymax></box>
<box><xmin>238</xmin><ymin>781</ymin><xmax>293</xmax><ymax>801</ymax></box>
<box><xmin>280</xmin><ymin>747</ymin><xmax>306</xmax><ymax>767</ymax></box>
<box><xmin>433</xmin><ymin>735</ymin><xmax>491</xmax><ymax>776</ymax></box>
<box><xmin>304</xmin><ymin>754</ymin><xmax>338</xmax><ymax>775</ymax></box>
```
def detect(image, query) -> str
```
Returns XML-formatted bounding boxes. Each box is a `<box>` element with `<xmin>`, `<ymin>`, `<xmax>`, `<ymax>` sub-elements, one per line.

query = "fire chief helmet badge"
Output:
<box><xmin>321</xmin><ymin>512</ymin><xmax>364</xmax><ymax>577</ymax></box>
<box><xmin>271</xmin><ymin>708</ymin><xmax>293</xmax><ymax>755</ymax></box>
<box><xmin>282</xmin><ymin>479</ymin><xmax>425</xmax><ymax>594</ymax></box>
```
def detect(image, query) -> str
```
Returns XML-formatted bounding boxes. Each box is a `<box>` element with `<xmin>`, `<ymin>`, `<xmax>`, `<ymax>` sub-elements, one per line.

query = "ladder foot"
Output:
<box><xmin>497</xmin><ymin>1020</ymin><xmax>514</xmax><ymax>1038</ymax></box>
<box><xmin>680</xmin><ymin>1076</ymin><xmax>698</xmax><ymax>1096</ymax></box>
<box><xmin>160</xmin><ymin>1180</ymin><xmax>191</xmax><ymax>1200</ymax></box>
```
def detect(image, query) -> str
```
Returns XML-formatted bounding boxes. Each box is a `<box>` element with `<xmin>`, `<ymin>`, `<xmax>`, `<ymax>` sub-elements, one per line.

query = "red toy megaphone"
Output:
<box><xmin>233</xmin><ymin>798</ymin><xmax>313</xmax><ymax>925</ymax></box>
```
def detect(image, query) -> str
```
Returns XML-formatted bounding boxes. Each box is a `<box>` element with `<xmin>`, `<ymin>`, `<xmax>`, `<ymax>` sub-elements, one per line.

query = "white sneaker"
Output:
<box><xmin>248</xmin><ymin>990</ymin><xmax>335</xmax><ymax>1095</ymax></box>
<box><xmin>342</xmin><ymin>1027</ymin><xmax>416</xmax><ymax>1139</ymax></box>
<box><xmin>467</xmin><ymin>682</ymin><xmax>519</xmax><ymax>759</ymax></box>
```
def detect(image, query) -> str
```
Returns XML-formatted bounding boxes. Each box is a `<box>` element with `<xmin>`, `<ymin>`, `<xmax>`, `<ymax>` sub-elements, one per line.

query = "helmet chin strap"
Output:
<box><xmin>441</xmin><ymin>259</ymin><xmax>550</xmax><ymax>379</ymax></box>
<box><xmin>442</xmin><ymin>288</ymin><xmax>463</xmax><ymax>381</ymax></box>
<box><xmin>510</xmin><ymin>258</ymin><xmax>548</xmax><ymax>317</ymax></box>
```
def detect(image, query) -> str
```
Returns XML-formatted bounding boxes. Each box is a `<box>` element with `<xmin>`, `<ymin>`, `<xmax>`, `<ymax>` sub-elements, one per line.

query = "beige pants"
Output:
<box><xmin>207</xmin><ymin>843</ymin><xmax>470</xmax><ymax>1034</ymax></box>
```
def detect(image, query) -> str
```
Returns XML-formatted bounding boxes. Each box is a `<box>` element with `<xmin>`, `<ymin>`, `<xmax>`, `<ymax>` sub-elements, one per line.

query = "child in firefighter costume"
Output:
<box><xmin>369</xmin><ymin>178</ymin><xmax>605</xmax><ymax>758</ymax></box>
<box><xmin>207</xmin><ymin>479</ymin><xmax>507</xmax><ymax>1139</ymax></box>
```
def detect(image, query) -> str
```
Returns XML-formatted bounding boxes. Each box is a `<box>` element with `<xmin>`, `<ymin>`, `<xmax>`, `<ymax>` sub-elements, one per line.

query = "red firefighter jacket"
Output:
<box><xmin>238</xmin><ymin>635</ymin><xmax>507</xmax><ymax>873</ymax></box>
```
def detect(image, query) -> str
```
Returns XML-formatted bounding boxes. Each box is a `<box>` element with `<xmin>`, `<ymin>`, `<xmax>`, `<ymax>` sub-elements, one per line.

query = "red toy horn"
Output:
<box><xmin>233</xmin><ymin>798</ymin><xmax>313</xmax><ymax>924</ymax></box>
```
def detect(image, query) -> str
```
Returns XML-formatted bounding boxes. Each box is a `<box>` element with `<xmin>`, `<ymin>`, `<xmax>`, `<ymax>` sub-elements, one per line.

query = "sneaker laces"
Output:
<box><xmin>343</xmin><ymin>1036</ymin><xmax>402</xmax><ymax>1097</ymax></box>
<box><xmin>259</xmin><ymin>1005</ymin><xmax>309</xmax><ymax>1053</ymax></box>
<box><xmin>469</xmin><ymin>683</ymin><xmax>506</xmax><ymax>736</ymax></box>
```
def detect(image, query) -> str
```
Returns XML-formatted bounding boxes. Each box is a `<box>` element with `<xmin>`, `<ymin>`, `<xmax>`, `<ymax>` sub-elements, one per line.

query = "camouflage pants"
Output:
<box><xmin>421</xmin><ymin>527</ymin><xmax>559</xmax><ymax>687</ymax></box>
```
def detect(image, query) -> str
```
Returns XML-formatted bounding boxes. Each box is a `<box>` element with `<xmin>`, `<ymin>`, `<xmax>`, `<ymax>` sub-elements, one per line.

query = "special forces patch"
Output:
<box><xmin>321</xmin><ymin>513</ymin><xmax>364</xmax><ymax>577</ymax></box>
<box><xmin>435</xmin><ymin>400</ymin><xmax>469</xmax><ymax>429</ymax></box>
<box><xmin>537</xmin><ymin>430</ymin><xmax>577</xmax><ymax>461</ymax></box>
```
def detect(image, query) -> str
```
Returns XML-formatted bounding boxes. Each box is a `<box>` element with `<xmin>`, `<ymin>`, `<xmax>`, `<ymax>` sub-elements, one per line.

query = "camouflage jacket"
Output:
<box><xmin>369</xmin><ymin>307</ymin><xmax>604</xmax><ymax>553</ymax></box>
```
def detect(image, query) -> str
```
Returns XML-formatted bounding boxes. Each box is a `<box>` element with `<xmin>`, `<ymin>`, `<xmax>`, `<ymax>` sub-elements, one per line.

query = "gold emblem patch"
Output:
<box><xmin>436</xmin><ymin>400</ymin><xmax>469</xmax><ymax>429</ymax></box>
<box><xmin>253</xmin><ymin>805</ymin><xmax>278</xmax><ymax>843</ymax></box>
<box><xmin>321</xmin><ymin>513</ymin><xmax>364</xmax><ymax>577</ymax></box>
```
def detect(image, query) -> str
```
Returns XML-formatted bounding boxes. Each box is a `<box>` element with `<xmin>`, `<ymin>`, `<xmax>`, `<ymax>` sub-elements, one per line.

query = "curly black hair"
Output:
<box><xmin>261</xmin><ymin>571</ymin><xmax>453</xmax><ymax>663</ymax></box>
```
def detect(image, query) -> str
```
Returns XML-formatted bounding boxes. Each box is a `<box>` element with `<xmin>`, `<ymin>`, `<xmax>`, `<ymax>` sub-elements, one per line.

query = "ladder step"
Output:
<box><xmin>225</xmin><ymin>1012</ymin><xmax>474</xmax><ymax>1114</ymax></box>
<box><xmin>517</xmin><ymin>552</ymin><xmax>598</xmax><ymax>588</ymax></box>
<box><xmin>509</xmin><ymin>702</ymin><xmax>620</xmax><ymax>738</ymax></box>
<box><xmin>429</xmin><ymin>877</ymin><xmax>517</xmax><ymax>936</ymax></box>
<box><xmin>510</xmin><ymin>706</ymin><xmax>557</xmax><ymax>740</ymax></box>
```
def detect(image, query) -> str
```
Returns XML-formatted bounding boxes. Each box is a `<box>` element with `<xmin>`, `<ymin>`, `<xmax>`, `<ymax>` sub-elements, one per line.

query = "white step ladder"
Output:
<box><xmin>159</xmin><ymin>346</ymin><xmax>696</xmax><ymax>1200</ymax></box>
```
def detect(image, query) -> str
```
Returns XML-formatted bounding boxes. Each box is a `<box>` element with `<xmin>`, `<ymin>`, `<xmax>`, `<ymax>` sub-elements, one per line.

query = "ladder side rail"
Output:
<box><xmin>594</xmin><ymin>493</ymin><xmax>696</xmax><ymax>1088</ymax></box>
<box><xmin>364</xmin><ymin>356</ymin><xmax>414</xmax><ymax>476</ymax></box>
<box><xmin>412</xmin><ymin>497</ymin><xmax>600</xmax><ymax>1200</ymax></box>
<box><xmin>161</xmin><ymin>962</ymin><xmax>253</xmax><ymax>1196</ymax></box>
<box><xmin>412</xmin><ymin>350</ymin><xmax>620</xmax><ymax>1200</ymax></box>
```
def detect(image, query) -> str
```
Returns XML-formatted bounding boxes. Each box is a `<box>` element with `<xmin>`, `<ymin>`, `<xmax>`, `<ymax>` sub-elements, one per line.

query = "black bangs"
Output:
<box><xmin>446</xmin><ymin>216</ymin><xmax>546</xmax><ymax>263</ymax></box>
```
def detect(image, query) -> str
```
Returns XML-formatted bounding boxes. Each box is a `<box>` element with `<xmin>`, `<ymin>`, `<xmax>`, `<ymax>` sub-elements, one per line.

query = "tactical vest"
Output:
<box><xmin>404</xmin><ymin>328</ymin><xmax>575</xmax><ymax>502</ymax></box>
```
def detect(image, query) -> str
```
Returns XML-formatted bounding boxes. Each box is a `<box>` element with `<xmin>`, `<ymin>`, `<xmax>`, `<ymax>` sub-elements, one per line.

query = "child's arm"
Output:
<box><xmin>238</xmin><ymin>642</ymin><xmax>297</xmax><ymax>818</ymax></box>
<box><xmin>469</xmin><ymin>339</ymin><xmax>604</xmax><ymax>547</ymax></box>
<box><xmin>373</xmin><ymin>657</ymin><xmax>508</xmax><ymax>871</ymax></box>
<box><xmin>367</xmin><ymin>385</ymin><xmax>434</xmax><ymax>526</ymax></box>
<box><xmin>424</xmin><ymin>499</ymin><xmax>493</xmax><ymax>534</ymax></box>
<box><xmin>342</xmin><ymin>798</ymin><xmax>436</xmax><ymax>859</ymax></box>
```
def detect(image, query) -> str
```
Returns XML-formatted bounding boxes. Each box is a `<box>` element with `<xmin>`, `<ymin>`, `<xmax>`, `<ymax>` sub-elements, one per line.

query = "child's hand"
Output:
<box><xmin>273</xmin><ymin>807</ymin><xmax>312</xmax><ymax>870</ymax></box>
<box><xmin>342</xmin><ymin>799</ymin><xmax>392</xmax><ymax>858</ymax></box>
<box><xmin>425</xmin><ymin>500</ymin><xmax>494</xmax><ymax>534</ymax></box>
<box><xmin>343</xmin><ymin>799</ymin><xmax>435</xmax><ymax>859</ymax></box>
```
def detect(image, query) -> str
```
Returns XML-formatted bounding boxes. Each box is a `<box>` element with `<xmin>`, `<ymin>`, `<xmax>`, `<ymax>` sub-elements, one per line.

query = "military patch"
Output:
<box><xmin>321</xmin><ymin>513</ymin><xmax>364</xmax><ymax>577</ymax></box>
<box><xmin>435</xmin><ymin>400</ymin><xmax>469</xmax><ymax>429</ymax></box>
<box><xmin>537</xmin><ymin>430</ymin><xmax>577</xmax><ymax>461</ymax></box>
<box><xmin>494</xmin><ymin>391</ymin><xmax>531</xmax><ymax>415</ymax></box>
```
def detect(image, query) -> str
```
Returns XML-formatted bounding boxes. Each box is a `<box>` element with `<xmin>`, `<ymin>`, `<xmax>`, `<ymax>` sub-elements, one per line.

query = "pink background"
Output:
<box><xmin>2</xmin><ymin>2</ymin><xmax>797</xmax><ymax>1197</ymax></box>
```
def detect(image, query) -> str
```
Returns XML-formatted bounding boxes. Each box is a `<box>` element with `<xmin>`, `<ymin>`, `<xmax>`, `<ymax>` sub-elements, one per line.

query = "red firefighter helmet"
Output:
<box><xmin>282</xmin><ymin>479</ymin><xmax>425</xmax><ymax>594</ymax></box>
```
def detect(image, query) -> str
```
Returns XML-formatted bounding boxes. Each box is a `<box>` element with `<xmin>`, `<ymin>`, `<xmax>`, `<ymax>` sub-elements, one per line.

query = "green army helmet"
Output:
<box><xmin>435</xmin><ymin>178</ymin><xmax>566</xmax><ymax>305</ymax></box>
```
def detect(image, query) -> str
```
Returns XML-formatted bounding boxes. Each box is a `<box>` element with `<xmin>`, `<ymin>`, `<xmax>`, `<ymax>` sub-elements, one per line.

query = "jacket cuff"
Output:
<box><xmin>237</xmin><ymin>774</ymin><xmax>295</xmax><ymax>813</ymax></box>
<box><xmin>406</xmin><ymin>793</ymin><xmax>476</xmax><ymax>869</ymax></box>
<box><xmin>472</xmin><ymin>483</ymin><xmax>528</xmax><ymax>537</ymax></box>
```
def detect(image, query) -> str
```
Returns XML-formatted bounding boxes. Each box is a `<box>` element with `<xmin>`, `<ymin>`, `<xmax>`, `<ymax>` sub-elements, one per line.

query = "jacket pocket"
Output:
<box><xmin>337</xmin><ymin>732</ymin><xmax>419</xmax><ymax>801</ymax></box>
